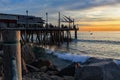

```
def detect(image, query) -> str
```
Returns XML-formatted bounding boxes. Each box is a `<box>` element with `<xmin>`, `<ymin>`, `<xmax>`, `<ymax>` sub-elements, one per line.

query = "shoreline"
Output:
<box><xmin>45</xmin><ymin>48</ymin><xmax>120</xmax><ymax>65</ymax></box>
<box><xmin>22</xmin><ymin>45</ymin><xmax>120</xmax><ymax>80</ymax></box>
<box><xmin>1</xmin><ymin>44</ymin><xmax>120</xmax><ymax>80</ymax></box>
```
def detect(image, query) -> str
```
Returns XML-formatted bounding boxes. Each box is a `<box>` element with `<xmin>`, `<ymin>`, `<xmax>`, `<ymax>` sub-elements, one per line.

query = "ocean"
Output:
<box><xmin>45</xmin><ymin>31</ymin><xmax>120</xmax><ymax>63</ymax></box>
<box><xmin>70</xmin><ymin>31</ymin><xmax>120</xmax><ymax>59</ymax></box>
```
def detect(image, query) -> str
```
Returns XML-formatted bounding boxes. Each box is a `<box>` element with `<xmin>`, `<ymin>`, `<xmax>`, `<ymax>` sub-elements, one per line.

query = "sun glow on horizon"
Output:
<box><xmin>75</xmin><ymin>4</ymin><xmax>120</xmax><ymax>31</ymax></box>
<box><xmin>79</xmin><ymin>26</ymin><xmax>120</xmax><ymax>31</ymax></box>
<box><xmin>76</xmin><ymin>20</ymin><xmax>120</xmax><ymax>31</ymax></box>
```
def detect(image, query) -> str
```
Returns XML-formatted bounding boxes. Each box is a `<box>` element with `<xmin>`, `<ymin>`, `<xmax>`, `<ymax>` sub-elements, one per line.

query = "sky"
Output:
<box><xmin>0</xmin><ymin>0</ymin><xmax>120</xmax><ymax>31</ymax></box>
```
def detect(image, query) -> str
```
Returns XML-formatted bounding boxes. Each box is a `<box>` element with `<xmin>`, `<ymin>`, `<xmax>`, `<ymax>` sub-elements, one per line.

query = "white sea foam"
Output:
<box><xmin>46</xmin><ymin>49</ymin><xmax>54</xmax><ymax>54</ymax></box>
<box><xmin>45</xmin><ymin>49</ymin><xmax>90</xmax><ymax>63</ymax></box>
<box><xmin>113</xmin><ymin>60</ymin><xmax>120</xmax><ymax>65</ymax></box>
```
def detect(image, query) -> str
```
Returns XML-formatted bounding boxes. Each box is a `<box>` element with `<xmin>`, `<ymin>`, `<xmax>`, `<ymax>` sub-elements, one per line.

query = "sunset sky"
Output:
<box><xmin>0</xmin><ymin>0</ymin><xmax>120</xmax><ymax>31</ymax></box>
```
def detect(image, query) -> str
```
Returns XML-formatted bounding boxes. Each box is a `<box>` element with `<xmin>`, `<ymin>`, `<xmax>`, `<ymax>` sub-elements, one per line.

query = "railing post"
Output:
<box><xmin>2</xmin><ymin>30</ymin><xmax>22</xmax><ymax>80</ymax></box>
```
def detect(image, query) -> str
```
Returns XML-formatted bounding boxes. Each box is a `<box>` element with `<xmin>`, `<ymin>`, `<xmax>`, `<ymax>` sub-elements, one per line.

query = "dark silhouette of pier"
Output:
<box><xmin>0</xmin><ymin>13</ymin><xmax>78</xmax><ymax>80</ymax></box>
<box><xmin>0</xmin><ymin>13</ymin><xmax>78</xmax><ymax>46</ymax></box>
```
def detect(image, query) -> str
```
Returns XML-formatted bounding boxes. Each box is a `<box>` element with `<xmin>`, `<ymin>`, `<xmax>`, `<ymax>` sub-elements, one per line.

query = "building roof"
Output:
<box><xmin>0</xmin><ymin>13</ymin><xmax>44</xmax><ymax>24</ymax></box>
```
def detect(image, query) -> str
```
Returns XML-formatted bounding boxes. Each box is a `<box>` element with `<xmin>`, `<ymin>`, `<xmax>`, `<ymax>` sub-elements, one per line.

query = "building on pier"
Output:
<box><xmin>0</xmin><ymin>13</ymin><xmax>44</xmax><ymax>28</ymax></box>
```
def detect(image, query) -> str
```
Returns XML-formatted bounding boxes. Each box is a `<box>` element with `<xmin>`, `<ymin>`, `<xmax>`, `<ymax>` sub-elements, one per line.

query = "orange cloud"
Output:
<box><xmin>76</xmin><ymin>20</ymin><xmax>120</xmax><ymax>31</ymax></box>
<box><xmin>79</xmin><ymin>26</ymin><xmax>120</xmax><ymax>31</ymax></box>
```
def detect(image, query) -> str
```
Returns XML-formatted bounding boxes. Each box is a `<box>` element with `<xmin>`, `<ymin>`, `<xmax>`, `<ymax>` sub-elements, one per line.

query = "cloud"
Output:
<box><xmin>1</xmin><ymin>0</ymin><xmax>120</xmax><ymax>13</ymax></box>
<box><xmin>0</xmin><ymin>0</ymin><xmax>120</xmax><ymax>24</ymax></box>
<box><xmin>49</xmin><ymin>0</ymin><xmax>120</xmax><ymax>11</ymax></box>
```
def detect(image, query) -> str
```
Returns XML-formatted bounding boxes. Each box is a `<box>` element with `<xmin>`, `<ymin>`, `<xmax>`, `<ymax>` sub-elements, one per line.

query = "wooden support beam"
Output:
<box><xmin>67</xmin><ymin>30</ymin><xmax>69</xmax><ymax>46</ymax></box>
<box><xmin>75</xmin><ymin>29</ymin><xmax>77</xmax><ymax>39</ymax></box>
<box><xmin>30</xmin><ymin>31</ymin><xmax>34</xmax><ymax>43</ymax></box>
<box><xmin>2</xmin><ymin>30</ymin><xmax>22</xmax><ymax>80</ymax></box>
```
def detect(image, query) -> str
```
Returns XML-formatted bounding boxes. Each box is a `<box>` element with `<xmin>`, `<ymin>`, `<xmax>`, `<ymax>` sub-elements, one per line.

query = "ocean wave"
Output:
<box><xmin>46</xmin><ymin>49</ymin><xmax>90</xmax><ymax>63</ymax></box>
<box><xmin>76</xmin><ymin>39</ymin><xmax>120</xmax><ymax>45</ymax></box>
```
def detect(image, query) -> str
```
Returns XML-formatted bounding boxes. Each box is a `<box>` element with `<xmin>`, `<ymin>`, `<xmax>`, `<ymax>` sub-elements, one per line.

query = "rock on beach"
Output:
<box><xmin>75</xmin><ymin>57</ymin><xmax>120</xmax><ymax>80</ymax></box>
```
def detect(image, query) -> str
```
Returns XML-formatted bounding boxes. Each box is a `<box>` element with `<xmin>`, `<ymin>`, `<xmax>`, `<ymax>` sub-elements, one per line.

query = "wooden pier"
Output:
<box><xmin>0</xmin><ymin>13</ymin><xmax>78</xmax><ymax>80</ymax></box>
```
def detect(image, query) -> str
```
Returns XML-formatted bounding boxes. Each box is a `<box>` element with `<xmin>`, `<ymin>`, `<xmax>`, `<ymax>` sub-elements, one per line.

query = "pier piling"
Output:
<box><xmin>2</xmin><ymin>30</ymin><xmax>22</xmax><ymax>80</ymax></box>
